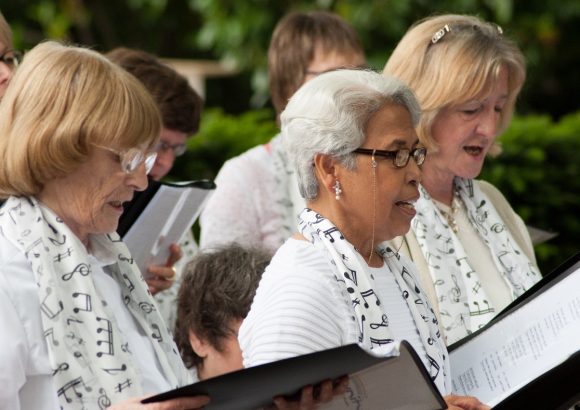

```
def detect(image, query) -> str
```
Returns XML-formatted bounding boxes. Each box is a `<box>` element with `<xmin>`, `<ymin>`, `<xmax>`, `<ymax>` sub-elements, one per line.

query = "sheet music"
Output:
<box><xmin>123</xmin><ymin>183</ymin><xmax>213</xmax><ymax>275</ymax></box>
<box><xmin>450</xmin><ymin>263</ymin><xmax>580</xmax><ymax>407</ymax></box>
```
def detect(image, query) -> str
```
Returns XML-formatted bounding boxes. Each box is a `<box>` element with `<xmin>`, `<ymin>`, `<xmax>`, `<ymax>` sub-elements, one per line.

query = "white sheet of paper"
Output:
<box><xmin>123</xmin><ymin>183</ymin><xmax>213</xmax><ymax>275</ymax></box>
<box><xmin>450</xmin><ymin>264</ymin><xmax>580</xmax><ymax>407</ymax></box>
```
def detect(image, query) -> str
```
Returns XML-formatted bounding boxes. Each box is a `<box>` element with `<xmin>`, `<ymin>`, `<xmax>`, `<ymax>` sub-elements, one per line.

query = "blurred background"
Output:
<box><xmin>3</xmin><ymin>0</ymin><xmax>579</xmax><ymax>273</ymax></box>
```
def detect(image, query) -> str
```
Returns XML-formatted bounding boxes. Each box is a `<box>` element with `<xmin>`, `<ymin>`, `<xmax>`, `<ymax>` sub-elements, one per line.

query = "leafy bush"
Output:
<box><xmin>480</xmin><ymin>111</ymin><xmax>580</xmax><ymax>274</ymax></box>
<box><xmin>173</xmin><ymin>108</ymin><xmax>578</xmax><ymax>274</ymax></box>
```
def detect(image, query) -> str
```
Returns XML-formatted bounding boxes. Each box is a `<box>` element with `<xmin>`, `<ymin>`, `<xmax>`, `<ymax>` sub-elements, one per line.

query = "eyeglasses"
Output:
<box><xmin>94</xmin><ymin>144</ymin><xmax>158</xmax><ymax>174</ymax></box>
<box><xmin>153</xmin><ymin>140</ymin><xmax>187</xmax><ymax>157</ymax></box>
<box><xmin>0</xmin><ymin>49</ymin><xmax>23</xmax><ymax>69</ymax></box>
<box><xmin>352</xmin><ymin>146</ymin><xmax>427</xmax><ymax>168</ymax></box>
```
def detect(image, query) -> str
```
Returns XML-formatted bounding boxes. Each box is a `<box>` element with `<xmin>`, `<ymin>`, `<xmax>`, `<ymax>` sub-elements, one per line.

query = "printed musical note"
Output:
<box><xmin>151</xmin><ymin>323</ymin><xmax>163</xmax><ymax>343</ymax></box>
<box><xmin>115</xmin><ymin>379</ymin><xmax>132</xmax><ymax>393</ymax></box>
<box><xmin>96</xmin><ymin>317</ymin><xmax>114</xmax><ymax>357</ymax></box>
<box><xmin>122</xmin><ymin>273</ymin><xmax>135</xmax><ymax>293</ymax></box>
<box><xmin>357</xmin><ymin>314</ymin><xmax>366</xmax><ymax>343</ymax></box>
<box><xmin>469</xmin><ymin>300</ymin><xmax>495</xmax><ymax>317</ymax></box>
<box><xmin>401</xmin><ymin>267</ymin><xmax>421</xmax><ymax>294</ymax></box>
<box><xmin>426</xmin><ymin>252</ymin><xmax>441</xmax><ymax>269</ymax></box>
<box><xmin>52</xmin><ymin>362</ymin><xmax>69</xmax><ymax>376</ymax></box>
<box><xmin>41</xmin><ymin>288</ymin><xmax>64</xmax><ymax>320</ymax></box>
<box><xmin>455</xmin><ymin>257</ymin><xmax>475</xmax><ymax>278</ymax></box>
<box><xmin>103</xmin><ymin>364</ymin><xmax>127</xmax><ymax>375</ymax></box>
<box><xmin>24</xmin><ymin>238</ymin><xmax>49</xmax><ymax>259</ymax></box>
<box><xmin>139</xmin><ymin>301</ymin><xmax>155</xmax><ymax>314</ymax></box>
<box><xmin>343</xmin><ymin>267</ymin><xmax>358</xmax><ymax>287</ymax></box>
<box><xmin>106</xmin><ymin>233</ymin><xmax>124</xmax><ymax>243</ymax></box>
<box><xmin>121</xmin><ymin>343</ymin><xmax>131</xmax><ymax>354</ymax></box>
<box><xmin>57</xmin><ymin>376</ymin><xmax>92</xmax><ymax>404</ymax></box>
<box><xmin>7</xmin><ymin>202</ymin><xmax>25</xmax><ymax>223</ymax></box>
<box><xmin>472</xmin><ymin>281</ymin><xmax>482</xmax><ymax>294</ymax></box>
<box><xmin>448</xmin><ymin>274</ymin><xmax>462</xmax><ymax>303</ymax></box>
<box><xmin>360</xmin><ymin>289</ymin><xmax>381</xmax><ymax>308</ymax></box>
<box><xmin>62</xmin><ymin>263</ymin><xmax>91</xmax><ymax>281</ymax></box>
<box><xmin>426</xmin><ymin>354</ymin><xmax>440</xmax><ymax>380</ymax></box>
<box><xmin>497</xmin><ymin>250</ymin><xmax>515</xmax><ymax>273</ymax></box>
<box><xmin>322</xmin><ymin>227</ymin><xmax>344</xmax><ymax>243</ymax></box>
<box><xmin>53</xmin><ymin>247</ymin><xmax>73</xmax><ymax>262</ymax></box>
<box><xmin>118</xmin><ymin>254</ymin><xmax>134</xmax><ymax>264</ymax></box>
<box><xmin>370</xmin><ymin>314</ymin><xmax>389</xmax><ymax>329</ymax></box>
<box><xmin>67</xmin><ymin>316</ymin><xmax>84</xmax><ymax>326</ymax></box>
<box><xmin>369</xmin><ymin>337</ymin><xmax>394</xmax><ymax>349</ymax></box>
<box><xmin>490</xmin><ymin>223</ymin><xmax>505</xmax><ymax>233</ymax></box>
<box><xmin>72</xmin><ymin>292</ymin><xmax>92</xmax><ymax>313</ymax></box>
<box><xmin>44</xmin><ymin>328</ymin><xmax>59</xmax><ymax>347</ymax></box>
<box><xmin>413</xmin><ymin>219</ymin><xmax>428</xmax><ymax>239</ymax></box>
<box><xmin>97</xmin><ymin>388</ymin><xmax>112</xmax><ymax>409</ymax></box>
<box><xmin>434</xmin><ymin>233</ymin><xmax>455</xmax><ymax>255</ymax></box>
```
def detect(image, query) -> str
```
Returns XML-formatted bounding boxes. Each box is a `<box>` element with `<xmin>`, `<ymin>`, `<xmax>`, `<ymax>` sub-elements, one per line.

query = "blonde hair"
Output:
<box><xmin>0</xmin><ymin>41</ymin><xmax>161</xmax><ymax>198</ymax></box>
<box><xmin>0</xmin><ymin>10</ymin><xmax>12</xmax><ymax>48</ymax></box>
<box><xmin>384</xmin><ymin>14</ymin><xmax>525</xmax><ymax>152</ymax></box>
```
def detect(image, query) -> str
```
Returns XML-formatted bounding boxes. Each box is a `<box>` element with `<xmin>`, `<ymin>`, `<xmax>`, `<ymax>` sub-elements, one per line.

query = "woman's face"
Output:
<box><xmin>340</xmin><ymin>103</ymin><xmax>422</xmax><ymax>243</ymax></box>
<box><xmin>0</xmin><ymin>41</ymin><xmax>15</xmax><ymax>97</ymax></box>
<box><xmin>38</xmin><ymin>145</ymin><xmax>149</xmax><ymax>243</ymax></box>
<box><xmin>195</xmin><ymin>318</ymin><xmax>244</xmax><ymax>380</ymax></box>
<box><xmin>427</xmin><ymin>66</ymin><xmax>509</xmax><ymax>182</ymax></box>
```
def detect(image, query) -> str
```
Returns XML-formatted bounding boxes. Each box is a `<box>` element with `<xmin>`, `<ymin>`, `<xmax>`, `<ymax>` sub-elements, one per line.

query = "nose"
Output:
<box><xmin>406</xmin><ymin>155</ymin><xmax>422</xmax><ymax>186</ymax></box>
<box><xmin>477</xmin><ymin>108</ymin><xmax>500</xmax><ymax>138</ymax></box>
<box><xmin>127</xmin><ymin>163</ymin><xmax>150</xmax><ymax>192</ymax></box>
<box><xmin>0</xmin><ymin>63</ymin><xmax>12</xmax><ymax>93</ymax></box>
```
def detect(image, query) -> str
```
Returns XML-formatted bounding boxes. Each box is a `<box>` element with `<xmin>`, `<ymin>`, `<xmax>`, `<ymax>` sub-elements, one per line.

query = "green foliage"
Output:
<box><xmin>480</xmin><ymin>111</ymin><xmax>580</xmax><ymax>274</ymax></box>
<box><xmin>169</xmin><ymin>107</ymin><xmax>278</xmax><ymax>181</ymax></box>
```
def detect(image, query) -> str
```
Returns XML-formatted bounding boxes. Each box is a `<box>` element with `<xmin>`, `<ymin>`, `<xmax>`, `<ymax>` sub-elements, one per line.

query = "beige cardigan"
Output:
<box><xmin>387</xmin><ymin>180</ymin><xmax>538</xmax><ymax>343</ymax></box>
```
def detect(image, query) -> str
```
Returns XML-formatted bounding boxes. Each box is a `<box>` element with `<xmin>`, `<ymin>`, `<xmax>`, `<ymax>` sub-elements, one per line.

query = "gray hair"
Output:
<box><xmin>281</xmin><ymin>69</ymin><xmax>421</xmax><ymax>200</ymax></box>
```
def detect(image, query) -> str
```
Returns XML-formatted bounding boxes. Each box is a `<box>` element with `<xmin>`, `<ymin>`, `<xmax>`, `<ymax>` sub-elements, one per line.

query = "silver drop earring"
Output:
<box><xmin>334</xmin><ymin>180</ymin><xmax>342</xmax><ymax>200</ymax></box>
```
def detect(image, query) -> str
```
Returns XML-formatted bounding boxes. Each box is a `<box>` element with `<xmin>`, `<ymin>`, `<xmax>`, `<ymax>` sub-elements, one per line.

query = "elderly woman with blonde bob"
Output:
<box><xmin>384</xmin><ymin>14</ymin><xmax>541</xmax><ymax>345</ymax></box>
<box><xmin>0</xmin><ymin>41</ymin><xmax>208</xmax><ymax>410</ymax></box>
<box><xmin>239</xmin><ymin>69</ymin><xmax>489</xmax><ymax>410</ymax></box>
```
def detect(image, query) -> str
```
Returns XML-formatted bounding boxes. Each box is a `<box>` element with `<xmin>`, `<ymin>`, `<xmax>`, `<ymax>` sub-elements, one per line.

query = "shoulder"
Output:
<box><xmin>215</xmin><ymin>141</ymin><xmax>275</xmax><ymax>183</ymax></box>
<box><xmin>476</xmin><ymin>180</ymin><xmax>511</xmax><ymax>207</ymax></box>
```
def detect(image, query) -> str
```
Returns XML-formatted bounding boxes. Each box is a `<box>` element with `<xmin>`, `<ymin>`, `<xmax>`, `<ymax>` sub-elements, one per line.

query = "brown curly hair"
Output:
<box><xmin>174</xmin><ymin>243</ymin><xmax>272</xmax><ymax>369</ymax></box>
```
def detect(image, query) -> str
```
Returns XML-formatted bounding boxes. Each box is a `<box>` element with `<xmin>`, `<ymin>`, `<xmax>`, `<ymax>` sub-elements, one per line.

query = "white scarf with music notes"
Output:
<box><xmin>0</xmin><ymin>196</ymin><xmax>190</xmax><ymax>409</ymax></box>
<box><xmin>299</xmin><ymin>208</ymin><xmax>449</xmax><ymax>393</ymax></box>
<box><xmin>412</xmin><ymin>178</ymin><xmax>541</xmax><ymax>344</ymax></box>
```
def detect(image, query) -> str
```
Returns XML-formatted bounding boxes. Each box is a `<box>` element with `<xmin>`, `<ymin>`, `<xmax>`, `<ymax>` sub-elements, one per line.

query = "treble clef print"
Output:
<box><xmin>62</xmin><ymin>263</ymin><xmax>91</xmax><ymax>281</ymax></box>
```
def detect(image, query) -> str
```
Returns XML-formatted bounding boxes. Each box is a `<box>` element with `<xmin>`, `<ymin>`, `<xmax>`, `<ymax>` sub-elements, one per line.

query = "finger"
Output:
<box><xmin>156</xmin><ymin>395</ymin><xmax>210</xmax><ymax>409</ymax></box>
<box><xmin>166</xmin><ymin>243</ymin><xmax>183</xmax><ymax>266</ymax></box>
<box><xmin>299</xmin><ymin>385</ymin><xmax>315</xmax><ymax>409</ymax></box>
<box><xmin>317</xmin><ymin>379</ymin><xmax>334</xmax><ymax>403</ymax></box>
<box><xmin>334</xmin><ymin>375</ymin><xmax>349</xmax><ymax>395</ymax></box>
<box><xmin>148</xmin><ymin>265</ymin><xmax>176</xmax><ymax>281</ymax></box>
<box><xmin>146</xmin><ymin>276</ymin><xmax>172</xmax><ymax>294</ymax></box>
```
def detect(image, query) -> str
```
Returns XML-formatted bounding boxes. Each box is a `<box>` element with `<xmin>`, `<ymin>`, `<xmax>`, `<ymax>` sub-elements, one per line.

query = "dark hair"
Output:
<box><xmin>174</xmin><ymin>243</ymin><xmax>272</xmax><ymax>369</ymax></box>
<box><xmin>106</xmin><ymin>47</ymin><xmax>203</xmax><ymax>135</ymax></box>
<box><xmin>268</xmin><ymin>11</ymin><xmax>365</xmax><ymax>117</ymax></box>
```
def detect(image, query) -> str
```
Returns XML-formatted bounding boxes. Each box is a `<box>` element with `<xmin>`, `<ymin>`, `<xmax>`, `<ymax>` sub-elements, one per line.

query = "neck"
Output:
<box><xmin>420</xmin><ymin>159</ymin><xmax>456</xmax><ymax>206</ymax></box>
<box><xmin>308</xmin><ymin>199</ymin><xmax>383</xmax><ymax>268</ymax></box>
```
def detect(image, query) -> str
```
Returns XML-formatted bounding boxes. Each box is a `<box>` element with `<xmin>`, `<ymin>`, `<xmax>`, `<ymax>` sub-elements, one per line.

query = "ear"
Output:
<box><xmin>188</xmin><ymin>329</ymin><xmax>209</xmax><ymax>358</ymax></box>
<box><xmin>313</xmin><ymin>153</ymin><xmax>340</xmax><ymax>197</ymax></box>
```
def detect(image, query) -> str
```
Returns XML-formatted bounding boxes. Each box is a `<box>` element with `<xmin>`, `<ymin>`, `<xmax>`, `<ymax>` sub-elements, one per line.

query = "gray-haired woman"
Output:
<box><xmin>239</xmin><ymin>69</ymin><xmax>489</xmax><ymax>410</ymax></box>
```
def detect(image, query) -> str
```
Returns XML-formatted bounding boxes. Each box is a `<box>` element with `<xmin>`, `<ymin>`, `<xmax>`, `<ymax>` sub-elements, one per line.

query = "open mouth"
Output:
<box><xmin>463</xmin><ymin>145</ymin><xmax>484</xmax><ymax>156</ymax></box>
<box><xmin>108</xmin><ymin>200</ymin><xmax>125</xmax><ymax>211</ymax></box>
<box><xmin>395</xmin><ymin>199</ymin><xmax>417</xmax><ymax>214</ymax></box>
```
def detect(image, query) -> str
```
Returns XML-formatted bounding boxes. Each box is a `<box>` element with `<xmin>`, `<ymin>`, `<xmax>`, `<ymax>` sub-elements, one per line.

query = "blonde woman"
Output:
<box><xmin>384</xmin><ymin>14</ymin><xmax>541</xmax><ymax>345</ymax></box>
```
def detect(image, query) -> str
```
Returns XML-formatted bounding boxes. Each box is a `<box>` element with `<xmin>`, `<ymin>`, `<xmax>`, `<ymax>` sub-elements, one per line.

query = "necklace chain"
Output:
<box><xmin>439</xmin><ymin>191</ymin><xmax>461</xmax><ymax>233</ymax></box>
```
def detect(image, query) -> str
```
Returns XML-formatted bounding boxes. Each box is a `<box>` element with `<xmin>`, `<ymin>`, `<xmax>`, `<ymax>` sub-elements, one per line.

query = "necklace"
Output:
<box><xmin>439</xmin><ymin>192</ymin><xmax>461</xmax><ymax>234</ymax></box>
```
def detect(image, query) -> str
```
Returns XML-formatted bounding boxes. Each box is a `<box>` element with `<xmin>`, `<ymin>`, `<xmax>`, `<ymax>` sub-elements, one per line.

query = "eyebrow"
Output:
<box><xmin>384</xmin><ymin>138</ymin><xmax>420</xmax><ymax>149</ymax></box>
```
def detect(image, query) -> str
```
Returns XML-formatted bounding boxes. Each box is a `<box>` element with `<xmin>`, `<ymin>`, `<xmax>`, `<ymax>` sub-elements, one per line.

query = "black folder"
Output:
<box><xmin>142</xmin><ymin>341</ymin><xmax>446</xmax><ymax>410</ymax></box>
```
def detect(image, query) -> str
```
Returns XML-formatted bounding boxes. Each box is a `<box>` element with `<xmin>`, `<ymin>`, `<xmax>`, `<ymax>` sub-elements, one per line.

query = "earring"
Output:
<box><xmin>334</xmin><ymin>180</ymin><xmax>342</xmax><ymax>200</ymax></box>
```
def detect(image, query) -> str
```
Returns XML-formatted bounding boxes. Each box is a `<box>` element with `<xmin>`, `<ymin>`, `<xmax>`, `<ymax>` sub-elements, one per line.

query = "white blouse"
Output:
<box><xmin>239</xmin><ymin>238</ymin><xmax>448</xmax><ymax>394</ymax></box>
<box><xmin>0</xmin><ymin>235</ymin><xmax>170</xmax><ymax>410</ymax></box>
